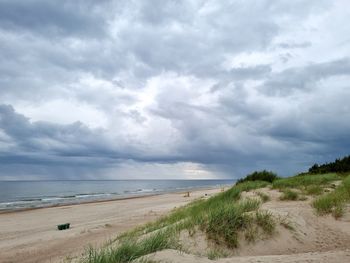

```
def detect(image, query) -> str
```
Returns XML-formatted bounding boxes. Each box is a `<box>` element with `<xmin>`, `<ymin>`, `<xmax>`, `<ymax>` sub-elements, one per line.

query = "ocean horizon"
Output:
<box><xmin>0</xmin><ymin>179</ymin><xmax>235</xmax><ymax>211</ymax></box>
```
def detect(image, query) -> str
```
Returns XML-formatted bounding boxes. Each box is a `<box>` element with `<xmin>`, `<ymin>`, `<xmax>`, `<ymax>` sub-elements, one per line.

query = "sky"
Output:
<box><xmin>0</xmin><ymin>0</ymin><xmax>350</xmax><ymax>180</ymax></box>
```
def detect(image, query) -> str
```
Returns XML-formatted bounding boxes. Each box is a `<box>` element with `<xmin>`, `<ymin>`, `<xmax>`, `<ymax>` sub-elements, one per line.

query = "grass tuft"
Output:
<box><xmin>207</xmin><ymin>248</ymin><xmax>229</xmax><ymax>260</ymax></box>
<box><xmin>305</xmin><ymin>185</ymin><xmax>323</xmax><ymax>196</ymax></box>
<box><xmin>255</xmin><ymin>191</ymin><xmax>270</xmax><ymax>202</ymax></box>
<box><xmin>332</xmin><ymin>204</ymin><xmax>345</xmax><ymax>219</ymax></box>
<box><xmin>82</xmin><ymin>230</ymin><xmax>176</xmax><ymax>263</ymax></box>
<box><xmin>244</xmin><ymin>225</ymin><xmax>259</xmax><ymax>243</ymax></box>
<box><xmin>278</xmin><ymin>217</ymin><xmax>295</xmax><ymax>231</ymax></box>
<box><xmin>313</xmin><ymin>175</ymin><xmax>350</xmax><ymax>218</ymax></box>
<box><xmin>279</xmin><ymin>189</ymin><xmax>299</xmax><ymax>201</ymax></box>
<box><xmin>205</xmin><ymin>202</ymin><xmax>253</xmax><ymax>248</ymax></box>
<box><xmin>255</xmin><ymin>211</ymin><xmax>275</xmax><ymax>235</ymax></box>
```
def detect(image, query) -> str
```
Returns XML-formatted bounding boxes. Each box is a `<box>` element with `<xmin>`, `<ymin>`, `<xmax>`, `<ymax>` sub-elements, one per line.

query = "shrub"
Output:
<box><xmin>236</xmin><ymin>170</ymin><xmax>279</xmax><ymax>185</ymax></box>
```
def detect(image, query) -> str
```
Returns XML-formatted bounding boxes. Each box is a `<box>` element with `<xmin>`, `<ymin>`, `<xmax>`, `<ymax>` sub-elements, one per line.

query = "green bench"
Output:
<box><xmin>57</xmin><ymin>223</ymin><xmax>70</xmax><ymax>230</ymax></box>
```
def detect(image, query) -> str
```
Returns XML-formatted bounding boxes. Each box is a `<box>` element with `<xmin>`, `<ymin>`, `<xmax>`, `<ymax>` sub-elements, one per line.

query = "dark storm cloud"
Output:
<box><xmin>0</xmin><ymin>0</ymin><xmax>349</xmax><ymax>179</ymax></box>
<box><xmin>0</xmin><ymin>104</ymin><xmax>182</xmax><ymax>167</ymax></box>
<box><xmin>0</xmin><ymin>104</ymin><xmax>112</xmax><ymax>156</ymax></box>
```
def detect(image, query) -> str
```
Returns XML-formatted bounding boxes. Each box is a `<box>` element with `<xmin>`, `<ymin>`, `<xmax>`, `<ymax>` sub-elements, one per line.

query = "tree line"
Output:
<box><xmin>308</xmin><ymin>155</ymin><xmax>350</xmax><ymax>174</ymax></box>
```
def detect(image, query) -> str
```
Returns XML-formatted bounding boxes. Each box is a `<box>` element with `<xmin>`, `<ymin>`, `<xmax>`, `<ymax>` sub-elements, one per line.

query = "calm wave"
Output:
<box><xmin>0</xmin><ymin>180</ymin><xmax>235</xmax><ymax>211</ymax></box>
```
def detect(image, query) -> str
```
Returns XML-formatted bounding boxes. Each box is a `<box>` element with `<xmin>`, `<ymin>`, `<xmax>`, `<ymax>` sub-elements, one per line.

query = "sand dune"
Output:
<box><xmin>146</xmin><ymin>188</ymin><xmax>350</xmax><ymax>262</ymax></box>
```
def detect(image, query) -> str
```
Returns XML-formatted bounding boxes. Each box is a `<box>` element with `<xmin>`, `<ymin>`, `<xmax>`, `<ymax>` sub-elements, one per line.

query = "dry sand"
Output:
<box><xmin>0</xmin><ymin>188</ymin><xmax>221</xmax><ymax>263</ymax></box>
<box><xmin>2</xmin><ymin>187</ymin><xmax>350</xmax><ymax>263</ymax></box>
<box><xmin>150</xmin><ymin>249</ymin><xmax>350</xmax><ymax>263</ymax></box>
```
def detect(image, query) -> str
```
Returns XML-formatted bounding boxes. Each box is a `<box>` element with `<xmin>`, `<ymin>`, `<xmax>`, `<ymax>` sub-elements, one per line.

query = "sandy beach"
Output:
<box><xmin>0</xmin><ymin>188</ymin><xmax>221</xmax><ymax>263</ymax></box>
<box><xmin>2</xmin><ymin>185</ymin><xmax>350</xmax><ymax>263</ymax></box>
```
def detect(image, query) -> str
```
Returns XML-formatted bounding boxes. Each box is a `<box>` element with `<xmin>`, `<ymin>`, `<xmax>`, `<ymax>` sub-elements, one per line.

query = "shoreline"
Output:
<box><xmin>0</xmin><ymin>192</ymin><xmax>161</xmax><ymax>215</ymax></box>
<box><xmin>0</xmin><ymin>187</ymin><xmax>223</xmax><ymax>263</ymax></box>
<box><xmin>0</xmin><ymin>185</ymin><xmax>230</xmax><ymax>215</ymax></box>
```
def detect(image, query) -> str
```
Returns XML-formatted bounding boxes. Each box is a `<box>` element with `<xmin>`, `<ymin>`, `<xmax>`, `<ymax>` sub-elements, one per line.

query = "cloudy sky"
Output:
<box><xmin>0</xmin><ymin>0</ymin><xmax>349</xmax><ymax>180</ymax></box>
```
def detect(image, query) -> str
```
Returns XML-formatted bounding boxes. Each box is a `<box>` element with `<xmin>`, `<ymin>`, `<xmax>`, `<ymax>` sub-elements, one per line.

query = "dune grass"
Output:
<box><xmin>255</xmin><ymin>211</ymin><xmax>275</xmax><ymax>234</ymax></box>
<box><xmin>272</xmin><ymin>173</ymin><xmax>339</xmax><ymax>190</ymax></box>
<box><xmin>272</xmin><ymin>172</ymin><xmax>350</xmax><ymax>218</ymax></box>
<box><xmin>83</xmin><ymin>229</ymin><xmax>177</xmax><ymax>263</ymax></box>
<box><xmin>205</xmin><ymin>199</ymin><xmax>261</xmax><ymax>248</ymax></box>
<box><xmin>255</xmin><ymin>191</ymin><xmax>270</xmax><ymax>202</ymax></box>
<box><xmin>207</xmin><ymin>248</ymin><xmax>229</xmax><ymax>260</ymax></box>
<box><xmin>273</xmin><ymin>173</ymin><xmax>340</xmax><ymax>202</ymax></box>
<box><xmin>313</xmin><ymin>175</ymin><xmax>350</xmax><ymax>218</ymax></box>
<box><xmin>279</xmin><ymin>189</ymin><xmax>299</xmax><ymax>201</ymax></box>
<box><xmin>79</xmin><ymin>180</ymin><xmax>275</xmax><ymax>263</ymax></box>
<box><xmin>304</xmin><ymin>185</ymin><xmax>324</xmax><ymax>196</ymax></box>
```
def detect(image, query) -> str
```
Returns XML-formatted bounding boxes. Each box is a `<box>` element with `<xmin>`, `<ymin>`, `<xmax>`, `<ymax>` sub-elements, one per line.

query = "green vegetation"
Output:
<box><xmin>207</xmin><ymin>248</ymin><xmax>229</xmax><ymax>260</ymax></box>
<box><xmin>305</xmin><ymin>185</ymin><xmax>323</xmax><ymax>196</ymax></box>
<box><xmin>255</xmin><ymin>191</ymin><xmax>270</xmax><ymax>202</ymax></box>
<box><xmin>272</xmin><ymin>173</ymin><xmax>339</xmax><ymax>190</ymax></box>
<box><xmin>308</xmin><ymin>155</ymin><xmax>350</xmax><ymax>174</ymax></box>
<box><xmin>279</xmin><ymin>189</ymin><xmax>299</xmax><ymax>201</ymax></box>
<box><xmin>241</xmin><ymin>168</ymin><xmax>348</xmax><ymax>218</ymax></box>
<box><xmin>82</xmin><ymin>230</ymin><xmax>177</xmax><ymax>263</ymax></box>
<box><xmin>236</xmin><ymin>170</ymin><xmax>279</xmax><ymax>185</ymax></box>
<box><xmin>278</xmin><ymin>217</ymin><xmax>295</xmax><ymax>231</ymax></box>
<box><xmin>272</xmin><ymin>173</ymin><xmax>342</xmax><ymax>204</ymax></box>
<box><xmin>255</xmin><ymin>210</ymin><xmax>275</xmax><ymax>235</ymax></box>
<box><xmin>313</xmin><ymin>175</ymin><xmax>350</xmax><ymax>218</ymax></box>
<box><xmin>205</xmin><ymin>199</ymin><xmax>262</xmax><ymax>248</ymax></box>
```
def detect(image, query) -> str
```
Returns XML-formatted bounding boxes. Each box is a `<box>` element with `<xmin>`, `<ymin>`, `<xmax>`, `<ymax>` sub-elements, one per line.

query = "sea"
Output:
<box><xmin>0</xmin><ymin>180</ymin><xmax>235</xmax><ymax>211</ymax></box>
